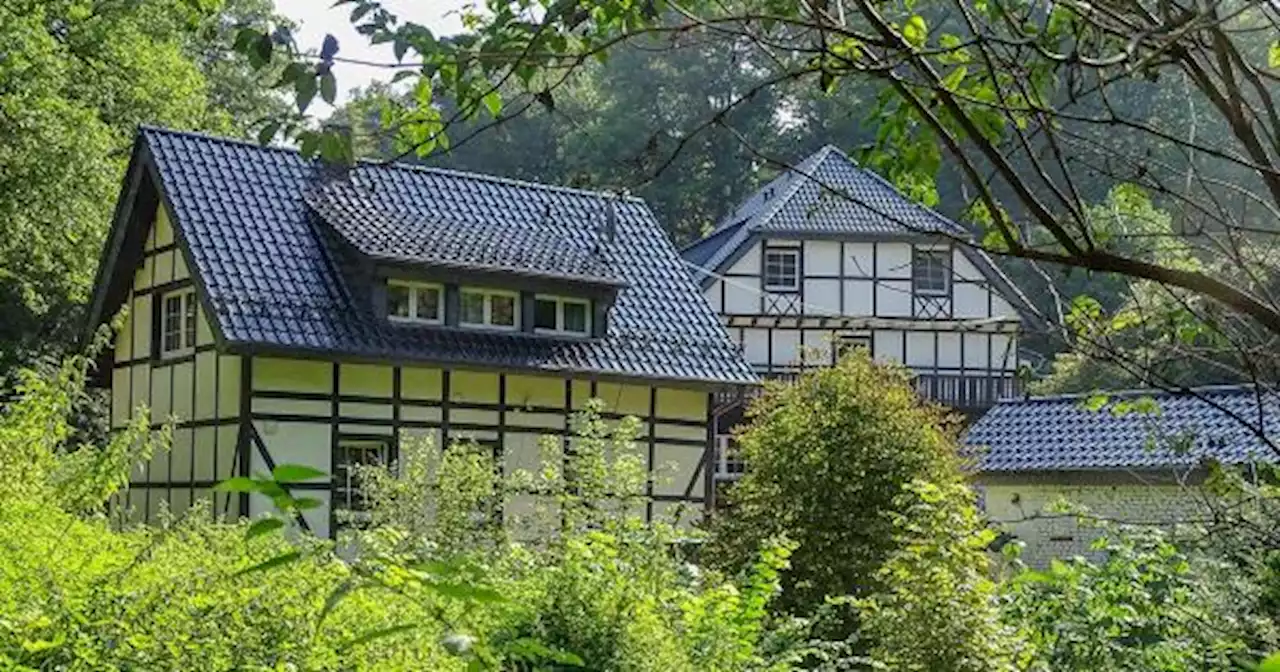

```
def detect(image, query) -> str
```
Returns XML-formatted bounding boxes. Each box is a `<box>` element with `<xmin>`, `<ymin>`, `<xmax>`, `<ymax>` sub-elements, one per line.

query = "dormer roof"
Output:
<box><xmin>87</xmin><ymin>126</ymin><xmax>755</xmax><ymax>386</ymax></box>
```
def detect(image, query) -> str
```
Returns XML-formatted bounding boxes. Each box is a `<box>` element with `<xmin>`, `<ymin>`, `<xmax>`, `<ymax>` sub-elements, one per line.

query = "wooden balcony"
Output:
<box><xmin>714</xmin><ymin>369</ymin><xmax>1020</xmax><ymax>421</ymax></box>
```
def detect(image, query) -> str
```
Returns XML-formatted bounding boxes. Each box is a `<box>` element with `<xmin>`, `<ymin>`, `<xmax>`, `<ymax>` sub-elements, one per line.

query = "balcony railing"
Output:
<box><xmin>715</xmin><ymin>369</ymin><xmax>1021</xmax><ymax>415</ymax></box>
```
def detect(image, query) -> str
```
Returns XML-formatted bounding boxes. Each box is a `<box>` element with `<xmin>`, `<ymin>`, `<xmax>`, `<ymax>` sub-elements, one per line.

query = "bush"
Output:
<box><xmin>0</xmin><ymin>355</ymin><xmax>791</xmax><ymax>670</ymax></box>
<box><xmin>708</xmin><ymin>351</ymin><xmax>967</xmax><ymax>617</ymax></box>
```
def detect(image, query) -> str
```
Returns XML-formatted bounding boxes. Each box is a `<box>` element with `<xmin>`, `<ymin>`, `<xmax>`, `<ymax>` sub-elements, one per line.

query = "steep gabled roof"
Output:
<box><xmin>965</xmin><ymin>385</ymin><xmax>1280</xmax><ymax>472</ymax></box>
<box><xmin>88</xmin><ymin>126</ymin><xmax>756</xmax><ymax>386</ymax></box>
<box><xmin>681</xmin><ymin>145</ymin><xmax>1037</xmax><ymax>321</ymax></box>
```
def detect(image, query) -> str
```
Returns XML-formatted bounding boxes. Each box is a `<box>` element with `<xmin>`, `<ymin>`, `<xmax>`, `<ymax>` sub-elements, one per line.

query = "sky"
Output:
<box><xmin>273</xmin><ymin>0</ymin><xmax>471</xmax><ymax>113</ymax></box>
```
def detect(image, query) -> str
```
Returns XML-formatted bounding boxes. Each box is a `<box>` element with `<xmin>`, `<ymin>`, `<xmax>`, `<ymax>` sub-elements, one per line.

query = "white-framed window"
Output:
<box><xmin>763</xmin><ymin>247</ymin><xmax>800</xmax><ymax>292</ymax></box>
<box><xmin>533</xmin><ymin>295</ymin><xmax>591</xmax><ymax>336</ymax></box>
<box><xmin>387</xmin><ymin>280</ymin><xmax>442</xmax><ymax>324</ymax></box>
<box><xmin>460</xmin><ymin>288</ymin><xmax>519</xmax><ymax>330</ymax></box>
<box><xmin>912</xmin><ymin>247</ymin><xmax>951</xmax><ymax>296</ymax></box>
<box><xmin>333</xmin><ymin>439</ymin><xmax>391</xmax><ymax>530</ymax></box>
<box><xmin>835</xmin><ymin>333</ymin><xmax>871</xmax><ymax>359</ymax></box>
<box><xmin>160</xmin><ymin>289</ymin><xmax>197</xmax><ymax>356</ymax></box>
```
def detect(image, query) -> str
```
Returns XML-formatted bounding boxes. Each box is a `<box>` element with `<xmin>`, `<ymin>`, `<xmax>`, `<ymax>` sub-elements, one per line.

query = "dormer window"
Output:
<box><xmin>460</xmin><ymin>288</ymin><xmax>518</xmax><ymax>330</ymax></box>
<box><xmin>534</xmin><ymin>295</ymin><xmax>591</xmax><ymax>336</ymax></box>
<box><xmin>387</xmin><ymin>280</ymin><xmax>442</xmax><ymax>324</ymax></box>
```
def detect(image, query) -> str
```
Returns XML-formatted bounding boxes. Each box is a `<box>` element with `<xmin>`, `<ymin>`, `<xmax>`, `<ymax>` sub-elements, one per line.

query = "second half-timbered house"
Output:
<box><xmin>681</xmin><ymin>145</ymin><xmax>1037</xmax><ymax>480</ymax></box>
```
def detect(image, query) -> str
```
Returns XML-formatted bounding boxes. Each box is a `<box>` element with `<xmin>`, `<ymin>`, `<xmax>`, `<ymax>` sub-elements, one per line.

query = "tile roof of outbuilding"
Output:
<box><xmin>965</xmin><ymin>385</ymin><xmax>1280</xmax><ymax>472</ymax></box>
<box><xmin>109</xmin><ymin>126</ymin><xmax>755</xmax><ymax>386</ymax></box>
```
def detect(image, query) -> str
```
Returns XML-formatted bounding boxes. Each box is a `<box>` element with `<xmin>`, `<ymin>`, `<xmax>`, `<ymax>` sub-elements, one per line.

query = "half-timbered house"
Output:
<box><xmin>681</xmin><ymin>145</ymin><xmax>1037</xmax><ymax>480</ymax></box>
<box><xmin>87</xmin><ymin>127</ymin><xmax>755</xmax><ymax>536</ymax></box>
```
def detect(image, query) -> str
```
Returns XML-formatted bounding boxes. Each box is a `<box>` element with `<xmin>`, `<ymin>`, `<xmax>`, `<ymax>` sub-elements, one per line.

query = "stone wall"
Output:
<box><xmin>977</xmin><ymin>472</ymin><xmax>1209</xmax><ymax>568</ymax></box>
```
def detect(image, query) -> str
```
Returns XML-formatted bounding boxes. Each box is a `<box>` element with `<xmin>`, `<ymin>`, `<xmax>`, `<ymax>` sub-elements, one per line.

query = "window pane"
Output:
<box><xmin>460</xmin><ymin>292</ymin><xmax>485</xmax><ymax>324</ymax></box>
<box><xmin>415</xmin><ymin>287</ymin><xmax>440</xmax><ymax>321</ymax></box>
<box><xmin>764</xmin><ymin>250</ymin><xmax>798</xmax><ymax>289</ymax></box>
<box><xmin>490</xmin><ymin>294</ymin><xmax>516</xmax><ymax>327</ymax></box>
<box><xmin>563</xmin><ymin>302</ymin><xmax>588</xmax><ymax>333</ymax></box>
<box><xmin>184</xmin><ymin>294</ymin><xmax>197</xmax><ymax>348</ymax></box>
<box><xmin>387</xmin><ymin>284</ymin><xmax>412</xmax><ymax>318</ymax></box>
<box><xmin>913</xmin><ymin>250</ymin><xmax>949</xmax><ymax>293</ymax></box>
<box><xmin>534</xmin><ymin>299</ymin><xmax>558</xmax><ymax>330</ymax></box>
<box><xmin>163</xmin><ymin>295</ymin><xmax>183</xmax><ymax>352</ymax></box>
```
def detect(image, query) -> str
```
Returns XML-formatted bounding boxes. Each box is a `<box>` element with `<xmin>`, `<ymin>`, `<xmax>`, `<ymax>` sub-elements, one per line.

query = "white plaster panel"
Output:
<box><xmin>875</xmin><ymin>281</ymin><xmax>913</xmax><ymax>317</ymax></box>
<box><xmin>723</xmin><ymin>281</ymin><xmax>758</xmax><ymax>315</ymax></box>
<box><xmin>938</xmin><ymin>333</ymin><xmax>962</xmax><ymax>368</ymax></box>
<box><xmin>742</xmin><ymin>328</ymin><xmax>769</xmax><ymax>367</ymax></box>
<box><xmin>806</xmin><ymin>240</ymin><xmax>841</xmax><ymax>275</ymax></box>
<box><xmin>963</xmin><ymin>333</ymin><xmax>989</xmax><ymax>369</ymax></box>
<box><xmin>991</xmin><ymin>334</ymin><xmax>1017</xmax><ymax>370</ymax></box>
<box><xmin>254</xmin><ymin>420</ymin><xmax>332</xmax><ymax>475</ymax></box>
<box><xmin>844</xmin><ymin>242</ymin><xmax>875</xmax><ymax>277</ymax></box>
<box><xmin>952</xmin><ymin>250</ymin><xmax>984</xmax><ymax>280</ymax></box>
<box><xmin>771</xmin><ymin>329</ymin><xmax>801</xmax><ymax>368</ymax></box>
<box><xmin>905</xmin><ymin>332</ymin><xmax>936</xmax><ymax>368</ymax></box>
<box><xmin>801</xmin><ymin>330</ymin><xmax>833</xmax><ymax>365</ymax></box>
<box><xmin>803</xmin><ymin>278</ymin><xmax>840</xmax><ymax>315</ymax></box>
<box><xmin>874</xmin><ymin>330</ymin><xmax>904</xmax><ymax>363</ymax></box>
<box><xmin>703</xmin><ymin>284</ymin><xmax>723</xmax><ymax>313</ymax></box>
<box><xmin>875</xmin><ymin>243</ymin><xmax>912</xmax><ymax>278</ymax></box>
<box><xmin>842</xmin><ymin>280</ymin><xmax>874</xmax><ymax>316</ymax></box>
<box><xmin>991</xmin><ymin>294</ymin><xmax>1017</xmax><ymax>318</ymax></box>
<box><xmin>725</xmin><ymin>241</ymin><xmax>761</xmax><ymax>275</ymax></box>
<box><xmin>953</xmin><ymin>283</ymin><xmax>990</xmax><ymax>318</ymax></box>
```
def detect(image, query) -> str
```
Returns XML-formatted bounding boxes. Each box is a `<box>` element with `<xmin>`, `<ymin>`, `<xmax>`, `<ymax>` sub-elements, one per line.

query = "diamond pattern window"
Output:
<box><xmin>763</xmin><ymin>248</ymin><xmax>800</xmax><ymax>292</ymax></box>
<box><xmin>387</xmin><ymin>281</ymin><xmax>441</xmax><ymax>323</ymax></box>
<box><xmin>460</xmin><ymin>288</ymin><xmax>520</xmax><ymax>330</ymax></box>
<box><xmin>534</xmin><ymin>296</ymin><xmax>591</xmax><ymax>336</ymax></box>
<box><xmin>160</xmin><ymin>289</ymin><xmax>197</xmax><ymax>356</ymax></box>
<box><xmin>912</xmin><ymin>248</ymin><xmax>950</xmax><ymax>296</ymax></box>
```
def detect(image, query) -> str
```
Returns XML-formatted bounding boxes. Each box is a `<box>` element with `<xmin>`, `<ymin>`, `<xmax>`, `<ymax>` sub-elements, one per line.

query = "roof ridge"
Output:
<box><xmin>997</xmin><ymin>383</ymin><xmax>1266</xmax><ymax>405</ymax></box>
<box><xmin>748</xmin><ymin>144</ymin><xmax>839</xmax><ymax>232</ymax></box>
<box><xmin>139</xmin><ymin>124</ymin><xmax>646</xmax><ymax>204</ymax></box>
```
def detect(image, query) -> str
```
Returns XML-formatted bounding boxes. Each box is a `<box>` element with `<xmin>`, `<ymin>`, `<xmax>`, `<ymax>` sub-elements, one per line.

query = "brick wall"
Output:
<box><xmin>976</xmin><ymin>475</ymin><xmax>1208</xmax><ymax>568</ymax></box>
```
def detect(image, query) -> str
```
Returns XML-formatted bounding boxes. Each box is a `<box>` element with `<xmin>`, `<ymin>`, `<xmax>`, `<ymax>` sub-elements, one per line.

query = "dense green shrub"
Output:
<box><xmin>0</xmin><ymin>354</ymin><xmax>790</xmax><ymax>670</ymax></box>
<box><xmin>708</xmin><ymin>351</ymin><xmax>966</xmax><ymax>616</ymax></box>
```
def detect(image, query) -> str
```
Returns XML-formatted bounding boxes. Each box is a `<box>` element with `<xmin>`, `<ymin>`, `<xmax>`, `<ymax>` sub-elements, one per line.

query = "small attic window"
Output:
<box><xmin>387</xmin><ymin>280</ymin><xmax>442</xmax><ymax>324</ymax></box>
<box><xmin>460</xmin><ymin>288</ymin><xmax>518</xmax><ymax>330</ymax></box>
<box><xmin>534</xmin><ymin>295</ymin><xmax>591</xmax><ymax>336</ymax></box>
<box><xmin>160</xmin><ymin>289</ymin><xmax>197</xmax><ymax>357</ymax></box>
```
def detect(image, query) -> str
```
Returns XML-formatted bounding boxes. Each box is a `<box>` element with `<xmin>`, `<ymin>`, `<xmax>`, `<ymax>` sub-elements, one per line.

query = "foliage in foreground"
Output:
<box><xmin>0</xmin><ymin>356</ymin><xmax>789</xmax><ymax>671</ymax></box>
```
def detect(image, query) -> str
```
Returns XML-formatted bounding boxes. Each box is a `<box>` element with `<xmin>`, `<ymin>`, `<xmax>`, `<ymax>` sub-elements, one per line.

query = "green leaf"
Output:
<box><xmin>235</xmin><ymin>551</ymin><xmax>302</xmax><ymax>576</ymax></box>
<box><xmin>320</xmin><ymin>72</ymin><xmax>337</xmax><ymax>105</ymax></box>
<box><xmin>337</xmin><ymin>623</ymin><xmax>420</xmax><ymax>652</ymax></box>
<box><xmin>253</xmin><ymin>33</ymin><xmax>274</xmax><ymax>65</ymax></box>
<box><xmin>317</xmin><ymin>578</ymin><xmax>356</xmax><ymax>628</ymax></box>
<box><xmin>296</xmin><ymin>75</ymin><xmax>318</xmax><ymax>114</ymax></box>
<box><xmin>941</xmin><ymin>65</ymin><xmax>967</xmax><ymax>91</ymax></box>
<box><xmin>215</xmin><ymin>476</ymin><xmax>258</xmax><ymax>493</ymax></box>
<box><xmin>299</xmin><ymin>131</ymin><xmax>321</xmax><ymax>158</ymax></box>
<box><xmin>1081</xmin><ymin>393</ymin><xmax>1109</xmax><ymax>412</ymax></box>
<box><xmin>272</xmin><ymin>464</ymin><xmax>326</xmax><ymax>483</ymax></box>
<box><xmin>293</xmin><ymin>496</ymin><xmax>322</xmax><ymax>510</ymax></box>
<box><xmin>902</xmin><ymin>15</ymin><xmax>928</xmax><ymax>47</ymax></box>
<box><xmin>1258</xmin><ymin>652</ymin><xmax>1280</xmax><ymax>672</ymax></box>
<box><xmin>430</xmin><ymin>581</ymin><xmax>506</xmax><ymax>603</ymax></box>
<box><xmin>481</xmin><ymin>90</ymin><xmax>502</xmax><ymax>118</ymax></box>
<box><xmin>1270</xmin><ymin>42</ymin><xmax>1280</xmax><ymax>68</ymax></box>
<box><xmin>245</xmin><ymin>517</ymin><xmax>284</xmax><ymax>540</ymax></box>
<box><xmin>257</xmin><ymin>121</ymin><xmax>280</xmax><ymax>146</ymax></box>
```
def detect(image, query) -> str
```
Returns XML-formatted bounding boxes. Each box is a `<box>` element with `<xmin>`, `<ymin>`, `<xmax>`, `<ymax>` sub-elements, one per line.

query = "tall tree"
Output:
<box><xmin>0</xmin><ymin>0</ymin><xmax>287</xmax><ymax>375</ymax></box>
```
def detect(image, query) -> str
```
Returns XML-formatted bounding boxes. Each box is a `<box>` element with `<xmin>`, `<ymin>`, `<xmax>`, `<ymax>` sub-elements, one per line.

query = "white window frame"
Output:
<box><xmin>912</xmin><ymin>247</ymin><xmax>951</xmax><ymax>297</ymax></box>
<box><xmin>762</xmin><ymin>247</ymin><xmax>800</xmax><ymax>292</ymax></box>
<box><xmin>159</xmin><ymin>289</ymin><xmax>197</xmax><ymax>357</ymax></box>
<box><xmin>533</xmin><ymin>295</ymin><xmax>592</xmax><ymax>336</ymax></box>
<box><xmin>459</xmin><ymin>288</ymin><xmax>520</xmax><ymax>331</ymax></box>
<box><xmin>387</xmin><ymin>280</ymin><xmax>443</xmax><ymax>324</ymax></box>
